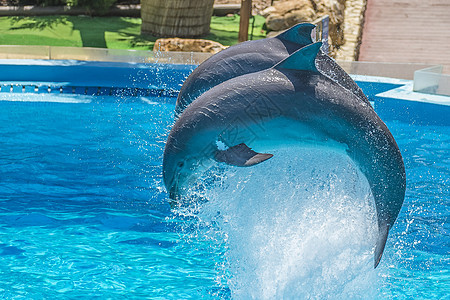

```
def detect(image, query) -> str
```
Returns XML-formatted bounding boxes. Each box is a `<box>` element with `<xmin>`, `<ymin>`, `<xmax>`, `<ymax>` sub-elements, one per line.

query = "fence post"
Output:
<box><xmin>238</xmin><ymin>0</ymin><xmax>252</xmax><ymax>42</ymax></box>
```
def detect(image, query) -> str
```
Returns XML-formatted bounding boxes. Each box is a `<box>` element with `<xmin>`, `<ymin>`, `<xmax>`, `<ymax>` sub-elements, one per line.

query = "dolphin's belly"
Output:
<box><xmin>222</xmin><ymin>117</ymin><xmax>350</xmax><ymax>155</ymax></box>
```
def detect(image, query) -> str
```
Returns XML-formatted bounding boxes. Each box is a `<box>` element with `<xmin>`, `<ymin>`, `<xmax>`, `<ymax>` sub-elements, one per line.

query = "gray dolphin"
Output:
<box><xmin>175</xmin><ymin>23</ymin><xmax>368</xmax><ymax>119</ymax></box>
<box><xmin>163</xmin><ymin>42</ymin><xmax>406</xmax><ymax>268</ymax></box>
<box><xmin>174</xmin><ymin>23</ymin><xmax>316</xmax><ymax>118</ymax></box>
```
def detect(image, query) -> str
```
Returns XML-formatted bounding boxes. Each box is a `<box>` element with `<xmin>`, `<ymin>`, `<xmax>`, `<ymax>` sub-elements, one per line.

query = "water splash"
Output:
<box><xmin>175</xmin><ymin>147</ymin><xmax>381</xmax><ymax>299</ymax></box>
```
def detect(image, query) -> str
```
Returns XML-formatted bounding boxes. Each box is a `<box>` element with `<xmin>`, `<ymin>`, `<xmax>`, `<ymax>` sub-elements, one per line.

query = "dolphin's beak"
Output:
<box><xmin>168</xmin><ymin>187</ymin><xmax>180</xmax><ymax>200</ymax></box>
<box><xmin>167</xmin><ymin>178</ymin><xmax>181</xmax><ymax>201</ymax></box>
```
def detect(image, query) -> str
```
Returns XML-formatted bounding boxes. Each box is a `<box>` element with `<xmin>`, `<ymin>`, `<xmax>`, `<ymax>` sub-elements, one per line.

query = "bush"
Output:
<box><xmin>9</xmin><ymin>0</ymin><xmax>66</xmax><ymax>5</ymax></box>
<box><xmin>9</xmin><ymin>0</ymin><xmax>118</xmax><ymax>15</ymax></box>
<box><xmin>67</xmin><ymin>0</ymin><xmax>117</xmax><ymax>14</ymax></box>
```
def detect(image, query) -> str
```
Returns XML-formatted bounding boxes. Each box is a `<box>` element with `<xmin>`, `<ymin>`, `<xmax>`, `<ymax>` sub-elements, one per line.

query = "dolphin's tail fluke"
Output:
<box><xmin>374</xmin><ymin>223</ymin><xmax>390</xmax><ymax>268</ymax></box>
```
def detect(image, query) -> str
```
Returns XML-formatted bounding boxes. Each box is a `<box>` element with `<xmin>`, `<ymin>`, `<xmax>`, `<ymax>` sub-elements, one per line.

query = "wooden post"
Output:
<box><xmin>238</xmin><ymin>0</ymin><xmax>252</xmax><ymax>42</ymax></box>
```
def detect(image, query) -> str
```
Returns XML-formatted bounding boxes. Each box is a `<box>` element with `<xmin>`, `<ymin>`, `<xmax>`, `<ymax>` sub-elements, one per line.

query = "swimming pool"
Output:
<box><xmin>0</xmin><ymin>60</ymin><xmax>448</xmax><ymax>298</ymax></box>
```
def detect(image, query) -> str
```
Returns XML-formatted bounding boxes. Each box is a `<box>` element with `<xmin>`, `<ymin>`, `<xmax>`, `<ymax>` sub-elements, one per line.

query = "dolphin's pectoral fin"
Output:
<box><xmin>374</xmin><ymin>223</ymin><xmax>390</xmax><ymax>268</ymax></box>
<box><xmin>215</xmin><ymin>143</ymin><xmax>273</xmax><ymax>167</ymax></box>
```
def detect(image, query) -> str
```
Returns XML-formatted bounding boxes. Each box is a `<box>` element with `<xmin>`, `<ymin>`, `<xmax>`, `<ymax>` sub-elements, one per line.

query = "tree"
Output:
<box><xmin>141</xmin><ymin>0</ymin><xmax>215</xmax><ymax>38</ymax></box>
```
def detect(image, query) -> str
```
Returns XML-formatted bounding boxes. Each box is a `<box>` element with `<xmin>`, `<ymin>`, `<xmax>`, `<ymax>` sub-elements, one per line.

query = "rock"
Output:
<box><xmin>270</xmin><ymin>0</ymin><xmax>314</xmax><ymax>16</ymax></box>
<box><xmin>265</xmin><ymin>30</ymin><xmax>282</xmax><ymax>38</ymax></box>
<box><xmin>312</xmin><ymin>0</ymin><xmax>346</xmax><ymax>52</ymax></box>
<box><xmin>266</xmin><ymin>0</ymin><xmax>316</xmax><ymax>31</ymax></box>
<box><xmin>266</xmin><ymin>15</ymin><xmax>288</xmax><ymax>31</ymax></box>
<box><xmin>284</xmin><ymin>8</ymin><xmax>316</xmax><ymax>26</ymax></box>
<box><xmin>153</xmin><ymin>38</ymin><xmax>227</xmax><ymax>54</ymax></box>
<box><xmin>261</xmin><ymin>6</ymin><xmax>276</xmax><ymax>18</ymax></box>
<box><xmin>312</xmin><ymin>0</ymin><xmax>345</xmax><ymax>24</ymax></box>
<box><xmin>263</xmin><ymin>0</ymin><xmax>349</xmax><ymax>58</ymax></box>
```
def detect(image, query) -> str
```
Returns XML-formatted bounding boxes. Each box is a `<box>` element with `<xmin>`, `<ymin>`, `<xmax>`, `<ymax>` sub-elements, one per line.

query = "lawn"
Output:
<box><xmin>0</xmin><ymin>15</ymin><xmax>267</xmax><ymax>50</ymax></box>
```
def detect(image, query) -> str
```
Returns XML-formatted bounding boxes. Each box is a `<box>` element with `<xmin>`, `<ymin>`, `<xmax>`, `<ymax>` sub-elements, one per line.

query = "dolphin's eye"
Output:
<box><xmin>177</xmin><ymin>162</ymin><xmax>184</xmax><ymax>168</ymax></box>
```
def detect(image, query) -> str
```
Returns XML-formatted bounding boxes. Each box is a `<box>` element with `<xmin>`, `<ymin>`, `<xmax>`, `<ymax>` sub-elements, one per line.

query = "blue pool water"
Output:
<box><xmin>0</xmin><ymin>64</ymin><xmax>449</xmax><ymax>298</ymax></box>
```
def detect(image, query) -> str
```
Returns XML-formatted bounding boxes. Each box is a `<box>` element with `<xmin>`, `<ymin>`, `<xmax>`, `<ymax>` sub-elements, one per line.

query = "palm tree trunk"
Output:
<box><xmin>141</xmin><ymin>0</ymin><xmax>215</xmax><ymax>38</ymax></box>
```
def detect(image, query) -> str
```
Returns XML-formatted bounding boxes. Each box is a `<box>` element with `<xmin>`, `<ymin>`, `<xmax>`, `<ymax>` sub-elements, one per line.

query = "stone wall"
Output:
<box><xmin>335</xmin><ymin>0</ymin><xmax>366</xmax><ymax>61</ymax></box>
<box><xmin>262</xmin><ymin>0</ymin><xmax>367</xmax><ymax>60</ymax></box>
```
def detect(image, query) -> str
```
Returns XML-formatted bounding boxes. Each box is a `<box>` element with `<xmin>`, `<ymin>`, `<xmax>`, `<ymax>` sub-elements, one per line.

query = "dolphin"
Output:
<box><xmin>174</xmin><ymin>23</ymin><xmax>316</xmax><ymax>118</ymax></box>
<box><xmin>175</xmin><ymin>23</ymin><xmax>368</xmax><ymax>119</ymax></box>
<box><xmin>163</xmin><ymin>42</ymin><xmax>406</xmax><ymax>268</ymax></box>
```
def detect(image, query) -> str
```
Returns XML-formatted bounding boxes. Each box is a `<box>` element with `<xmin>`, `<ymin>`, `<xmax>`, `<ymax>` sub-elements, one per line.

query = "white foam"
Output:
<box><xmin>177</xmin><ymin>147</ymin><xmax>380</xmax><ymax>299</ymax></box>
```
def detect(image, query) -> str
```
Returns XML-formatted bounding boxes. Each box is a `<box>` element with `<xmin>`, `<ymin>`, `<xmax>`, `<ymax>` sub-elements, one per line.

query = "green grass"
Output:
<box><xmin>208</xmin><ymin>14</ymin><xmax>267</xmax><ymax>46</ymax></box>
<box><xmin>0</xmin><ymin>15</ymin><xmax>267</xmax><ymax>50</ymax></box>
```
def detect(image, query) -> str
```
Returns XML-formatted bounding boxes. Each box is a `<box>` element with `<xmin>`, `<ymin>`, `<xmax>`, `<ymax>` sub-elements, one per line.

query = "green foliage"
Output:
<box><xmin>0</xmin><ymin>16</ymin><xmax>156</xmax><ymax>49</ymax></box>
<box><xmin>208</xmin><ymin>15</ymin><xmax>267</xmax><ymax>46</ymax></box>
<box><xmin>34</xmin><ymin>0</ymin><xmax>66</xmax><ymax>6</ymax></box>
<box><xmin>11</xmin><ymin>0</ymin><xmax>66</xmax><ymax>5</ymax></box>
<box><xmin>66</xmin><ymin>0</ymin><xmax>117</xmax><ymax>15</ymax></box>
<box><xmin>0</xmin><ymin>15</ymin><xmax>267</xmax><ymax>50</ymax></box>
<box><xmin>12</xmin><ymin>0</ymin><xmax>117</xmax><ymax>14</ymax></box>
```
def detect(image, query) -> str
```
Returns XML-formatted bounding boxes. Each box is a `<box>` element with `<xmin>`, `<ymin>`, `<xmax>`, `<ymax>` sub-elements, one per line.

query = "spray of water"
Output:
<box><xmin>175</xmin><ymin>147</ymin><xmax>380</xmax><ymax>299</ymax></box>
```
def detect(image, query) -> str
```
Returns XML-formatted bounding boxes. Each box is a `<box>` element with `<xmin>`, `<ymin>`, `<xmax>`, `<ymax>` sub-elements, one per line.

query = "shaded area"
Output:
<box><xmin>0</xmin><ymin>14</ymin><xmax>266</xmax><ymax>50</ymax></box>
<box><xmin>116</xmin><ymin>31</ymin><xmax>158</xmax><ymax>49</ymax></box>
<box><xmin>207</xmin><ymin>15</ymin><xmax>266</xmax><ymax>46</ymax></box>
<box><xmin>0</xmin><ymin>244</ymin><xmax>25</xmax><ymax>257</ymax></box>
<box><xmin>8</xmin><ymin>15</ymin><xmax>68</xmax><ymax>30</ymax></box>
<box><xmin>1</xmin><ymin>15</ymin><xmax>156</xmax><ymax>49</ymax></box>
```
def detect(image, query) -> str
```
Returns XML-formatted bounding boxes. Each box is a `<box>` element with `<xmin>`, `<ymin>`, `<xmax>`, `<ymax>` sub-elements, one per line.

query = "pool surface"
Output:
<box><xmin>0</xmin><ymin>61</ymin><xmax>448</xmax><ymax>298</ymax></box>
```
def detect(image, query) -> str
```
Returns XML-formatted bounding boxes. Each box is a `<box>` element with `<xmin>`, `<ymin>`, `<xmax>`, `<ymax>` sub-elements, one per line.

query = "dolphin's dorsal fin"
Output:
<box><xmin>274</xmin><ymin>42</ymin><xmax>322</xmax><ymax>73</ymax></box>
<box><xmin>374</xmin><ymin>223</ymin><xmax>390</xmax><ymax>268</ymax></box>
<box><xmin>276</xmin><ymin>23</ymin><xmax>315</xmax><ymax>46</ymax></box>
<box><xmin>215</xmin><ymin>143</ymin><xmax>273</xmax><ymax>167</ymax></box>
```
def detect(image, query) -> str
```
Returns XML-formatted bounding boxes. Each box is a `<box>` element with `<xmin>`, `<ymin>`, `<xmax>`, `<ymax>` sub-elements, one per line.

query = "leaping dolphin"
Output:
<box><xmin>174</xmin><ymin>23</ymin><xmax>316</xmax><ymax>118</ymax></box>
<box><xmin>175</xmin><ymin>23</ymin><xmax>368</xmax><ymax>119</ymax></box>
<box><xmin>163</xmin><ymin>42</ymin><xmax>406</xmax><ymax>268</ymax></box>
